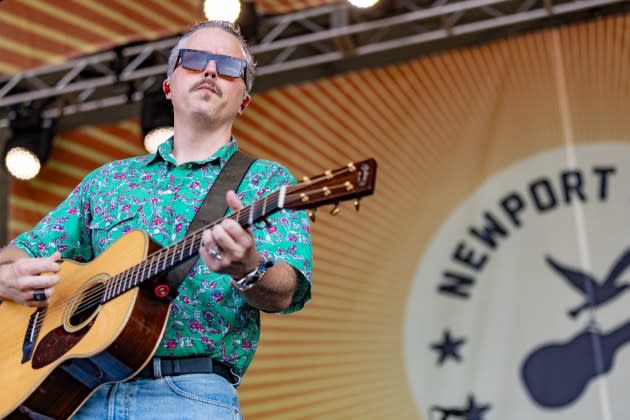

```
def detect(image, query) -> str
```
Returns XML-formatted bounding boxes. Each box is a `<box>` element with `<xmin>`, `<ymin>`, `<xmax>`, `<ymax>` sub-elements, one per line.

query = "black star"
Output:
<box><xmin>431</xmin><ymin>329</ymin><xmax>466</xmax><ymax>365</ymax></box>
<box><xmin>465</xmin><ymin>394</ymin><xmax>491</xmax><ymax>420</ymax></box>
<box><xmin>429</xmin><ymin>394</ymin><xmax>491</xmax><ymax>419</ymax></box>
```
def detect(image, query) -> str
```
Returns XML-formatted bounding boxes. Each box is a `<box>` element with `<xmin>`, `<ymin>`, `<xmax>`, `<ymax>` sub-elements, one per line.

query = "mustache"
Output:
<box><xmin>190</xmin><ymin>79</ymin><xmax>222</xmax><ymax>96</ymax></box>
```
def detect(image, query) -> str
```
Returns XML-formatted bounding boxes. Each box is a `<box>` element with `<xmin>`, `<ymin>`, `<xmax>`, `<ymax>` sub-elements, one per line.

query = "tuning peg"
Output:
<box><xmin>354</xmin><ymin>198</ymin><xmax>361</xmax><ymax>211</ymax></box>
<box><xmin>330</xmin><ymin>202</ymin><xmax>340</xmax><ymax>216</ymax></box>
<box><xmin>308</xmin><ymin>209</ymin><xmax>317</xmax><ymax>222</ymax></box>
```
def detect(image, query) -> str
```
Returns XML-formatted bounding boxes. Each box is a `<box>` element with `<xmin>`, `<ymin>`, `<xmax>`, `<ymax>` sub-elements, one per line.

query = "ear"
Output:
<box><xmin>162</xmin><ymin>80</ymin><xmax>171</xmax><ymax>98</ymax></box>
<box><xmin>239</xmin><ymin>94</ymin><xmax>251</xmax><ymax>115</ymax></box>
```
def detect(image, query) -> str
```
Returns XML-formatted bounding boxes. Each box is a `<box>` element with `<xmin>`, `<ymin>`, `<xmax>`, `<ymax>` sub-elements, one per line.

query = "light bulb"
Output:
<box><xmin>144</xmin><ymin>127</ymin><xmax>174</xmax><ymax>154</ymax></box>
<box><xmin>5</xmin><ymin>147</ymin><xmax>41</xmax><ymax>180</ymax></box>
<box><xmin>203</xmin><ymin>0</ymin><xmax>241</xmax><ymax>23</ymax></box>
<box><xmin>348</xmin><ymin>0</ymin><xmax>380</xmax><ymax>7</ymax></box>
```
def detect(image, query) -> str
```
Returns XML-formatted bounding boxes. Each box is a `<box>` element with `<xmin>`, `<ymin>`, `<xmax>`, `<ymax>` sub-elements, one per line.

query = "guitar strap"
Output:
<box><xmin>162</xmin><ymin>150</ymin><xmax>256</xmax><ymax>299</ymax></box>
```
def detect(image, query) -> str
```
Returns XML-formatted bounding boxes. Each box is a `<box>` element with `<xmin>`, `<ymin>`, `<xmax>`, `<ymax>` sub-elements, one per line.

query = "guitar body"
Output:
<box><xmin>0</xmin><ymin>230</ymin><xmax>171</xmax><ymax>419</ymax></box>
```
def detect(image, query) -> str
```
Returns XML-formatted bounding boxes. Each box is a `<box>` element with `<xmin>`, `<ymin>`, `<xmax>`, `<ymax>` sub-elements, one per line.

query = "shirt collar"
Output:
<box><xmin>146</xmin><ymin>136</ymin><xmax>239</xmax><ymax>168</ymax></box>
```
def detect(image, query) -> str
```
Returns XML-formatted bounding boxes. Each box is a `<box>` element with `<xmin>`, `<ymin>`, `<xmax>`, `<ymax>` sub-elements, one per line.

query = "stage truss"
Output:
<box><xmin>0</xmin><ymin>0</ymin><xmax>626</xmax><ymax>128</ymax></box>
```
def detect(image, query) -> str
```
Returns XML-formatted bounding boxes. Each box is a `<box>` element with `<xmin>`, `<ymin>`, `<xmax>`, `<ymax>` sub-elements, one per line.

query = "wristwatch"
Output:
<box><xmin>230</xmin><ymin>257</ymin><xmax>275</xmax><ymax>292</ymax></box>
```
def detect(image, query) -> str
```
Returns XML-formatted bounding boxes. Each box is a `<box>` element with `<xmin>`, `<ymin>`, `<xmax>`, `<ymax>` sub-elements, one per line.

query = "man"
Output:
<box><xmin>0</xmin><ymin>21</ymin><xmax>312</xmax><ymax>419</ymax></box>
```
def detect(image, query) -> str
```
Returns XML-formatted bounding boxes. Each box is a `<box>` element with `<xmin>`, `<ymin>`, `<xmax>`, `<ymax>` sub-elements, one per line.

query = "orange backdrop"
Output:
<box><xmin>8</xmin><ymin>12</ymin><xmax>630</xmax><ymax>419</ymax></box>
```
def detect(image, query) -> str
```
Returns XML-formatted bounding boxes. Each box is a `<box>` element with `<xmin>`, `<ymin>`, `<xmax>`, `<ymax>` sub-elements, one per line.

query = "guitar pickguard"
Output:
<box><xmin>32</xmin><ymin>320</ymin><xmax>94</xmax><ymax>369</ymax></box>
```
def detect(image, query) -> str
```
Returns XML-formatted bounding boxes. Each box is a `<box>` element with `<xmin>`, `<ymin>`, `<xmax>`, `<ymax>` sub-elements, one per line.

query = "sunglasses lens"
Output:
<box><xmin>216</xmin><ymin>58</ymin><xmax>243</xmax><ymax>78</ymax></box>
<box><xmin>180</xmin><ymin>50</ymin><xmax>208</xmax><ymax>71</ymax></box>
<box><xmin>178</xmin><ymin>50</ymin><xmax>245</xmax><ymax>78</ymax></box>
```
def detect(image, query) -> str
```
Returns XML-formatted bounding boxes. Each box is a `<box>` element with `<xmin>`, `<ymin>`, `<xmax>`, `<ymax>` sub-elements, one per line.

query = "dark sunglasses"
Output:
<box><xmin>176</xmin><ymin>48</ymin><xmax>247</xmax><ymax>80</ymax></box>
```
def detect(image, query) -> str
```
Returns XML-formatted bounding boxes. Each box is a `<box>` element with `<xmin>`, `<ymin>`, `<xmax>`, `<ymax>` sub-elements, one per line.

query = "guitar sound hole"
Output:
<box><xmin>69</xmin><ymin>283</ymin><xmax>105</xmax><ymax>327</ymax></box>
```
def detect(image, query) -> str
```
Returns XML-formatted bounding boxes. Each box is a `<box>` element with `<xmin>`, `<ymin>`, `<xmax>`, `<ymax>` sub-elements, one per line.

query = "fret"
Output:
<box><xmin>123</xmin><ymin>266</ymin><xmax>132</xmax><ymax>293</ymax></box>
<box><xmin>189</xmin><ymin>233</ymin><xmax>198</xmax><ymax>258</ymax></box>
<box><xmin>248</xmin><ymin>202</ymin><xmax>254</xmax><ymax>226</ymax></box>
<box><xmin>114</xmin><ymin>270</ymin><xmax>123</xmax><ymax>297</ymax></box>
<box><xmin>139</xmin><ymin>260</ymin><xmax>147</xmax><ymax>286</ymax></box>
<box><xmin>104</xmin><ymin>276</ymin><xmax>114</xmax><ymax>301</ymax></box>
<box><xmin>178</xmin><ymin>238</ymin><xmax>185</xmax><ymax>262</ymax></box>
<box><xmin>159</xmin><ymin>251</ymin><xmax>167</xmax><ymax>275</ymax></box>
<box><xmin>169</xmin><ymin>245</ymin><xmax>175</xmax><ymax>270</ymax></box>
<box><xmin>234</xmin><ymin>207</ymin><xmax>242</xmax><ymax>227</ymax></box>
<box><xmin>262</xmin><ymin>196</ymin><xmax>268</xmax><ymax>218</ymax></box>
<box><xmin>126</xmin><ymin>266</ymin><xmax>135</xmax><ymax>292</ymax></box>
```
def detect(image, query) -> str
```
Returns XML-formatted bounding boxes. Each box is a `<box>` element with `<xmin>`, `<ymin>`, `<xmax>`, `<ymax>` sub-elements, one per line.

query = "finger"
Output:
<box><xmin>212</xmin><ymin>224</ymin><xmax>240</xmax><ymax>258</ymax></box>
<box><xmin>14</xmin><ymin>255</ymin><xmax>61</xmax><ymax>277</ymax></box>
<box><xmin>200</xmin><ymin>230</ymin><xmax>220</xmax><ymax>253</ymax></box>
<box><xmin>199</xmin><ymin>230</ymin><xmax>224</xmax><ymax>268</ymax></box>
<box><xmin>226</xmin><ymin>190</ymin><xmax>244</xmax><ymax>212</ymax></box>
<box><xmin>16</xmin><ymin>274</ymin><xmax>60</xmax><ymax>292</ymax></box>
<box><xmin>222</xmin><ymin>219</ymin><xmax>254</xmax><ymax>250</ymax></box>
<box><xmin>26</xmin><ymin>287</ymin><xmax>54</xmax><ymax>307</ymax></box>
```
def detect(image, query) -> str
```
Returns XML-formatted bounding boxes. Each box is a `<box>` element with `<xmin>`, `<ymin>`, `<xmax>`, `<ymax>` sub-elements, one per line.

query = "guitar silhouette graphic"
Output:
<box><xmin>521</xmin><ymin>319</ymin><xmax>630</xmax><ymax>408</ymax></box>
<box><xmin>545</xmin><ymin>250</ymin><xmax>630</xmax><ymax>318</ymax></box>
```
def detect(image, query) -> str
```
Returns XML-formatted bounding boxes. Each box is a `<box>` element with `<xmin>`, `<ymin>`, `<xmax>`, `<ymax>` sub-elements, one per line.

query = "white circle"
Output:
<box><xmin>404</xmin><ymin>142</ymin><xmax>630</xmax><ymax>419</ymax></box>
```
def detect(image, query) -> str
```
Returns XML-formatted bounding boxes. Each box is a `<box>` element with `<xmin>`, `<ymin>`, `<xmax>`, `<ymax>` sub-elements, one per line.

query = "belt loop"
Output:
<box><xmin>152</xmin><ymin>357</ymin><xmax>163</xmax><ymax>379</ymax></box>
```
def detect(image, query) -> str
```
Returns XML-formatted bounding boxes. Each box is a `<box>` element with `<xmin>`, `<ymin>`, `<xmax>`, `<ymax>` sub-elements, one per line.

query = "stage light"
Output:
<box><xmin>236</xmin><ymin>1</ymin><xmax>259</xmax><ymax>43</ymax></box>
<box><xmin>144</xmin><ymin>127</ymin><xmax>174</xmax><ymax>154</ymax></box>
<box><xmin>203</xmin><ymin>0</ymin><xmax>241</xmax><ymax>23</ymax></box>
<box><xmin>348</xmin><ymin>0</ymin><xmax>380</xmax><ymax>7</ymax></box>
<box><xmin>141</xmin><ymin>90</ymin><xmax>174</xmax><ymax>154</ymax></box>
<box><xmin>3</xmin><ymin>114</ymin><xmax>55</xmax><ymax>181</ymax></box>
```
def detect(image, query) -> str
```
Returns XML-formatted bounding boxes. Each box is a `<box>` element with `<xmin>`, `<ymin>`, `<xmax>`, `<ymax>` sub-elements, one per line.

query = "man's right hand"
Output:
<box><xmin>0</xmin><ymin>251</ymin><xmax>61</xmax><ymax>307</ymax></box>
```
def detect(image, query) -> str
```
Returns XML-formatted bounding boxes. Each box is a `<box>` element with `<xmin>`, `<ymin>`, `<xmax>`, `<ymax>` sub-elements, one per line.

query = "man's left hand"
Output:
<box><xmin>199</xmin><ymin>190</ymin><xmax>261</xmax><ymax>278</ymax></box>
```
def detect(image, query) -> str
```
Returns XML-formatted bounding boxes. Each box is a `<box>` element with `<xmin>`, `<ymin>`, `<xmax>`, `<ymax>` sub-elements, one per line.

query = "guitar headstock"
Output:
<box><xmin>283</xmin><ymin>159</ymin><xmax>377</xmax><ymax>216</ymax></box>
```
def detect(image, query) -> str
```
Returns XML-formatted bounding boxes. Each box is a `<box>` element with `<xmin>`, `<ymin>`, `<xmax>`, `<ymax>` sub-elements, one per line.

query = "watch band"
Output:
<box><xmin>230</xmin><ymin>257</ymin><xmax>275</xmax><ymax>291</ymax></box>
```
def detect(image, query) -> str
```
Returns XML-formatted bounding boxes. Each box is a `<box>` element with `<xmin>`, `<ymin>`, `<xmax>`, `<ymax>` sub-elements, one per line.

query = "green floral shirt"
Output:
<box><xmin>11</xmin><ymin>138</ymin><xmax>312</xmax><ymax>376</ymax></box>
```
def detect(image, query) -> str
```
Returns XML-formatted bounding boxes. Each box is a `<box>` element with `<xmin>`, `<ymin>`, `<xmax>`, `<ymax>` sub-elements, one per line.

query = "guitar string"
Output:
<box><xmin>66</xmin><ymin>170</ymin><xmax>360</xmax><ymax>315</ymax></box>
<box><xmin>28</xmin><ymin>167</ymin><xmax>357</xmax><ymax>330</ymax></box>
<box><xmin>63</xmin><ymin>180</ymin><xmax>324</xmax><ymax>317</ymax></box>
<box><xmin>40</xmin><ymin>192</ymin><xmax>278</xmax><ymax>319</ymax></box>
<box><xmin>31</xmin><ymin>171</ymin><xmax>356</xmax><ymax>330</ymax></box>
<box><xmin>64</xmin><ymin>179</ymin><xmax>350</xmax><ymax>318</ymax></box>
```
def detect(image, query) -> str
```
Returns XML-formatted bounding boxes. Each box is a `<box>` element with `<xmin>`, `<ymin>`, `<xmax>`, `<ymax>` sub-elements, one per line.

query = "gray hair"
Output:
<box><xmin>166</xmin><ymin>21</ymin><xmax>256</xmax><ymax>93</ymax></box>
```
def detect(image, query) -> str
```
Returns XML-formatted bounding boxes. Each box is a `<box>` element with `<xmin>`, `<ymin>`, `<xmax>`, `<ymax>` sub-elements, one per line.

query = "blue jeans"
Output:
<box><xmin>72</xmin><ymin>373</ymin><xmax>242</xmax><ymax>420</ymax></box>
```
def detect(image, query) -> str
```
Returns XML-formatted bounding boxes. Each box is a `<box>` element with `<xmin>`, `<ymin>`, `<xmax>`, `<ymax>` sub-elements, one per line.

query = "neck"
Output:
<box><xmin>171</xmin><ymin>114</ymin><xmax>233</xmax><ymax>164</ymax></box>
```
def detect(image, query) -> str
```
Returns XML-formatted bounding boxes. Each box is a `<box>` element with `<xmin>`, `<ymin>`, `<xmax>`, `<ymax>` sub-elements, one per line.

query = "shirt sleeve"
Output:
<box><xmin>10</xmin><ymin>171</ymin><xmax>96</xmax><ymax>262</ymax></box>
<box><xmin>235</xmin><ymin>160</ymin><xmax>313</xmax><ymax>314</ymax></box>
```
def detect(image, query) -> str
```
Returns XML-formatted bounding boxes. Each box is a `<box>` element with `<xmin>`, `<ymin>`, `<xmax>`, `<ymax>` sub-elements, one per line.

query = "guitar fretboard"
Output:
<box><xmin>100</xmin><ymin>190</ymin><xmax>284</xmax><ymax>302</ymax></box>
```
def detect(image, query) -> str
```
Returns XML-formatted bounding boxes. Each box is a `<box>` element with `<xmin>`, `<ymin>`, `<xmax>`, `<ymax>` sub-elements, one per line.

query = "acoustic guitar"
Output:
<box><xmin>0</xmin><ymin>159</ymin><xmax>377</xmax><ymax>419</ymax></box>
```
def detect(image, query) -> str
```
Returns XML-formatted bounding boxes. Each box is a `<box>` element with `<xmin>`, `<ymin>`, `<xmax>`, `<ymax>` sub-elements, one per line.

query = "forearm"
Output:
<box><xmin>0</xmin><ymin>246</ymin><xmax>29</xmax><ymax>265</ymax></box>
<box><xmin>238</xmin><ymin>261</ymin><xmax>298</xmax><ymax>312</ymax></box>
<box><xmin>0</xmin><ymin>247</ymin><xmax>28</xmax><ymax>299</ymax></box>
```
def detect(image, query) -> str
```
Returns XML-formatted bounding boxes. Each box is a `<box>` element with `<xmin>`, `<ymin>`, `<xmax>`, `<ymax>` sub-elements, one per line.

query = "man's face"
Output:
<box><xmin>167</xmin><ymin>27</ymin><xmax>250</xmax><ymax>125</ymax></box>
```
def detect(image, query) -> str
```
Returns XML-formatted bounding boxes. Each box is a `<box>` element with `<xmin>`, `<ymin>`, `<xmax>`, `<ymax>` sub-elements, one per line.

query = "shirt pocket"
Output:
<box><xmin>88</xmin><ymin>206</ymin><xmax>141</xmax><ymax>253</ymax></box>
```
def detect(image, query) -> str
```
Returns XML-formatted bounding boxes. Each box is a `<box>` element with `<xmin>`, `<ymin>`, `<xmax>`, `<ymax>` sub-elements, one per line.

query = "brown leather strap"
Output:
<box><xmin>162</xmin><ymin>151</ymin><xmax>255</xmax><ymax>297</ymax></box>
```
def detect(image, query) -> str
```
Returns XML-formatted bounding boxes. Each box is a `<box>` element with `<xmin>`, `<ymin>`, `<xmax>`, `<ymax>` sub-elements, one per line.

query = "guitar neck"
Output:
<box><xmin>98</xmin><ymin>157</ymin><xmax>378</xmax><ymax>303</ymax></box>
<box><xmin>101</xmin><ymin>190</ymin><xmax>284</xmax><ymax>303</ymax></box>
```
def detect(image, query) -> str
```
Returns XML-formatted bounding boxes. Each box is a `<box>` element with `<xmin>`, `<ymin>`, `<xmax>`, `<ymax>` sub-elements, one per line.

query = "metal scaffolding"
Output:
<box><xmin>0</xmin><ymin>0</ymin><xmax>627</xmax><ymax>128</ymax></box>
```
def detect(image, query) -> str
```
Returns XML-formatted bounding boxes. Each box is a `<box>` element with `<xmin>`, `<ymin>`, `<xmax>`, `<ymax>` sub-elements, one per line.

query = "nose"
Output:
<box><xmin>203</xmin><ymin>60</ymin><xmax>218</xmax><ymax>78</ymax></box>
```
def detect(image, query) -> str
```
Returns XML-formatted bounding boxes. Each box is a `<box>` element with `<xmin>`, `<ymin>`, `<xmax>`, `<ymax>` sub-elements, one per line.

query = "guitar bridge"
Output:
<box><xmin>22</xmin><ymin>307</ymin><xmax>46</xmax><ymax>364</ymax></box>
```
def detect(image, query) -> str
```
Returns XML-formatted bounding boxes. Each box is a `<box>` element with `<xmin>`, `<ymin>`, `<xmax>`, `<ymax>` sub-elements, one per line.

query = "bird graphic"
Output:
<box><xmin>545</xmin><ymin>249</ymin><xmax>630</xmax><ymax>318</ymax></box>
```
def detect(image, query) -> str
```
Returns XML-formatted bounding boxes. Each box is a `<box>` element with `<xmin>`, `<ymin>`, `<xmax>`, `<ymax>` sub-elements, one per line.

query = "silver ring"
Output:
<box><xmin>33</xmin><ymin>289</ymin><xmax>46</xmax><ymax>302</ymax></box>
<box><xmin>209</xmin><ymin>247</ymin><xmax>223</xmax><ymax>261</ymax></box>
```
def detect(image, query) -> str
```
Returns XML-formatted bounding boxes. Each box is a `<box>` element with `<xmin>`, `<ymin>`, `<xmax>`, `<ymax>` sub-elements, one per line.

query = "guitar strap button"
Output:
<box><xmin>154</xmin><ymin>285</ymin><xmax>170</xmax><ymax>298</ymax></box>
